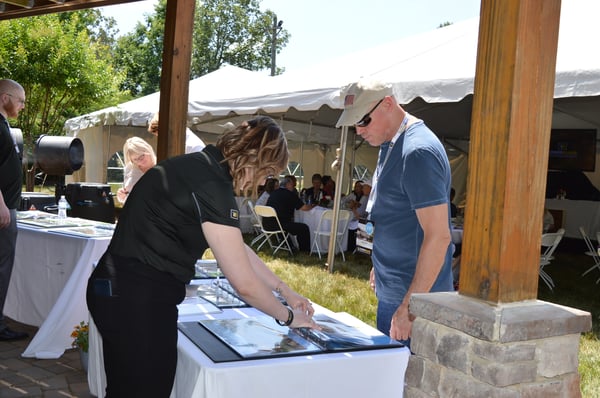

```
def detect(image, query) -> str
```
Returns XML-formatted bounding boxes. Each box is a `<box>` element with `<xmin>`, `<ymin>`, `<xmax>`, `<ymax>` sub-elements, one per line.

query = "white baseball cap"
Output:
<box><xmin>336</xmin><ymin>79</ymin><xmax>393</xmax><ymax>127</ymax></box>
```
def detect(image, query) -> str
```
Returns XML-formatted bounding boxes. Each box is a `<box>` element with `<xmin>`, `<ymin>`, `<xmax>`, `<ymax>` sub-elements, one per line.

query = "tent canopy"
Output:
<box><xmin>65</xmin><ymin>0</ymin><xmax>600</xmax><ymax>141</ymax></box>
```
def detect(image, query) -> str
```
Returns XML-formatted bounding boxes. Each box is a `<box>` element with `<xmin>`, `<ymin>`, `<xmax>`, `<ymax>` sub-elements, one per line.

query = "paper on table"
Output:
<box><xmin>178</xmin><ymin>296</ymin><xmax>222</xmax><ymax>317</ymax></box>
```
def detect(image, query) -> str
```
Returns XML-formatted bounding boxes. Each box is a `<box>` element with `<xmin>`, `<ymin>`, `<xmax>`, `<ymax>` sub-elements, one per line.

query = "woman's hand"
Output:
<box><xmin>289</xmin><ymin>308</ymin><xmax>320</xmax><ymax>329</ymax></box>
<box><xmin>116</xmin><ymin>187</ymin><xmax>128</xmax><ymax>203</ymax></box>
<box><xmin>278</xmin><ymin>283</ymin><xmax>314</xmax><ymax>317</ymax></box>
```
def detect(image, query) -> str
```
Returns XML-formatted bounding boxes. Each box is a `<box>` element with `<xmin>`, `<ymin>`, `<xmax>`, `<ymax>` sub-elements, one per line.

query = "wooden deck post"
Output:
<box><xmin>156</xmin><ymin>0</ymin><xmax>195</xmax><ymax>161</ymax></box>
<box><xmin>459</xmin><ymin>0</ymin><xmax>562</xmax><ymax>302</ymax></box>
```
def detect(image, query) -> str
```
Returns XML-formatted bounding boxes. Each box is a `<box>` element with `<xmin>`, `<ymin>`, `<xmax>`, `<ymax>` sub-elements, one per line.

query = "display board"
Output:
<box><xmin>178</xmin><ymin>313</ymin><xmax>403</xmax><ymax>363</ymax></box>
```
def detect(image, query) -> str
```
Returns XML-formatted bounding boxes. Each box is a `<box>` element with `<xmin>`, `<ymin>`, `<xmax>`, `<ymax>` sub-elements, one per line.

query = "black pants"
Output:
<box><xmin>281</xmin><ymin>221</ymin><xmax>311</xmax><ymax>252</ymax></box>
<box><xmin>87</xmin><ymin>254</ymin><xmax>185</xmax><ymax>398</ymax></box>
<box><xmin>347</xmin><ymin>228</ymin><xmax>357</xmax><ymax>253</ymax></box>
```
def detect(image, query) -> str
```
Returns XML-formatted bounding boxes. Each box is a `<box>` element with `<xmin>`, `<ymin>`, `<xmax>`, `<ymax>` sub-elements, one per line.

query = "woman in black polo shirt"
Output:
<box><xmin>87</xmin><ymin>116</ymin><xmax>315</xmax><ymax>397</ymax></box>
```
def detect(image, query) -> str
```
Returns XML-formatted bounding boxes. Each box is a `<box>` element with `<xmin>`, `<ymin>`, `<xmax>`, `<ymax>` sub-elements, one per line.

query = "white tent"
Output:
<box><xmin>181</xmin><ymin>0</ymin><xmax>600</xmax><ymax>198</ymax></box>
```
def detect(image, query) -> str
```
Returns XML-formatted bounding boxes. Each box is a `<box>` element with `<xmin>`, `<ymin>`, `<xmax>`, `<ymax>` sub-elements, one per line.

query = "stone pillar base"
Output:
<box><xmin>405</xmin><ymin>292</ymin><xmax>591</xmax><ymax>398</ymax></box>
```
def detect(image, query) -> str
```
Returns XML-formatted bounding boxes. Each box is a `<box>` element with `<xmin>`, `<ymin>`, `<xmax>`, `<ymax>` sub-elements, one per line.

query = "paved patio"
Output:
<box><xmin>0</xmin><ymin>318</ymin><xmax>93</xmax><ymax>398</ymax></box>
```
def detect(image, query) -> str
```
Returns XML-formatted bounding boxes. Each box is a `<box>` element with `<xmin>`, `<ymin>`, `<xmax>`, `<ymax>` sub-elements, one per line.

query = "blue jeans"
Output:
<box><xmin>377</xmin><ymin>300</ymin><xmax>411</xmax><ymax>349</ymax></box>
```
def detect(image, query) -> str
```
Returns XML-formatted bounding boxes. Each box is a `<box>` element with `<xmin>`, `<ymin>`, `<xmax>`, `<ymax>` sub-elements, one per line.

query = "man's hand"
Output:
<box><xmin>390</xmin><ymin>303</ymin><xmax>414</xmax><ymax>341</ymax></box>
<box><xmin>0</xmin><ymin>202</ymin><xmax>11</xmax><ymax>229</ymax></box>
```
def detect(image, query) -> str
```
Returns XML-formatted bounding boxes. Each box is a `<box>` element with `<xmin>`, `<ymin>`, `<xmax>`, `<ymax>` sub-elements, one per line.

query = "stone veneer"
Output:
<box><xmin>404</xmin><ymin>292</ymin><xmax>591</xmax><ymax>398</ymax></box>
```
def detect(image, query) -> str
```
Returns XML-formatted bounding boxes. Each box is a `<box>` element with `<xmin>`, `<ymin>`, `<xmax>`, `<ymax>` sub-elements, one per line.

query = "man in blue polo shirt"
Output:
<box><xmin>336</xmin><ymin>79</ymin><xmax>453</xmax><ymax>347</ymax></box>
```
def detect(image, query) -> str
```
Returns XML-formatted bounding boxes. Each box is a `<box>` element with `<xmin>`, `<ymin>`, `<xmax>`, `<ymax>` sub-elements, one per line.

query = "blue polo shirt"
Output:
<box><xmin>370</xmin><ymin>120</ymin><xmax>454</xmax><ymax>305</ymax></box>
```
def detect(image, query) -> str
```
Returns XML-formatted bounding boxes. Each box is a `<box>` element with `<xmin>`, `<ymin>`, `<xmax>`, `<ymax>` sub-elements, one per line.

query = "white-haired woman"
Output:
<box><xmin>116</xmin><ymin>136</ymin><xmax>157</xmax><ymax>203</ymax></box>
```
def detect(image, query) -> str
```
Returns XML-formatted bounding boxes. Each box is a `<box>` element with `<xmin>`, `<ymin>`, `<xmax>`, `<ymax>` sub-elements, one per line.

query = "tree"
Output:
<box><xmin>0</xmin><ymin>12</ymin><xmax>126</xmax><ymax>174</ymax></box>
<box><xmin>191</xmin><ymin>0</ymin><xmax>289</xmax><ymax>77</ymax></box>
<box><xmin>114</xmin><ymin>0</ymin><xmax>289</xmax><ymax>96</ymax></box>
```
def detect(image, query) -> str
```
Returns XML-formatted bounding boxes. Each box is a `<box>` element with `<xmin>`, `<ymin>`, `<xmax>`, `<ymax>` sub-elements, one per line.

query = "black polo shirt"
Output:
<box><xmin>108</xmin><ymin>145</ymin><xmax>240</xmax><ymax>283</ymax></box>
<box><xmin>0</xmin><ymin>115</ymin><xmax>22</xmax><ymax>209</ymax></box>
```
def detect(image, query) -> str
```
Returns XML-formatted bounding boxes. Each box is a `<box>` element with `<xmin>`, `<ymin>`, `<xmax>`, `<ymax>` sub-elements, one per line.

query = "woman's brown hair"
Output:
<box><xmin>216</xmin><ymin>116</ymin><xmax>288</xmax><ymax>195</ymax></box>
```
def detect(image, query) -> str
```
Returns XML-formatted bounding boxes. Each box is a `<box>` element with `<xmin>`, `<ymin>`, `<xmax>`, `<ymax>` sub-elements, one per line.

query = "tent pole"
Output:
<box><xmin>327</xmin><ymin>125</ymin><xmax>349</xmax><ymax>273</ymax></box>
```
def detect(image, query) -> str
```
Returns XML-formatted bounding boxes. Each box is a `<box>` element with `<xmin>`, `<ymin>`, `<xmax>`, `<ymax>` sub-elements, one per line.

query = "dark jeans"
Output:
<box><xmin>87</xmin><ymin>254</ymin><xmax>185</xmax><ymax>398</ymax></box>
<box><xmin>0</xmin><ymin>209</ymin><xmax>17</xmax><ymax>331</ymax></box>
<box><xmin>347</xmin><ymin>228</ymin><xmax>357</xmax><ymax>253</ymax></box>
<box><xmin>281</xmin><ymin>221</ymin><xmax>311</xmax><ymax>252</ymax></box>
<box><xmin>264</xmin><ymin>217</ymin><xmax>311</xmax><ymax>252</ymax></box>
<box><xmin>377</xmin><ymin>300</ymin><xmax>411</xmax><ymax>349</ymax></box>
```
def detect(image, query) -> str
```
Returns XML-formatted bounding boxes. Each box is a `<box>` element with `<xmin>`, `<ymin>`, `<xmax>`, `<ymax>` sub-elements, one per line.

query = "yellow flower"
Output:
<box><xmin>71</xmin><ymin>321</ymin><xmax>89</xmax><ymax>352</ymax></box>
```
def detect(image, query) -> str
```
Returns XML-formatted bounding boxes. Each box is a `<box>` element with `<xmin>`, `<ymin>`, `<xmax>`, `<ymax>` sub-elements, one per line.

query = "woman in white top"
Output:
<box><xmin>116</xmin><ymin>137</ymin><xmax>157</xmax><ymax>203</ymax></box>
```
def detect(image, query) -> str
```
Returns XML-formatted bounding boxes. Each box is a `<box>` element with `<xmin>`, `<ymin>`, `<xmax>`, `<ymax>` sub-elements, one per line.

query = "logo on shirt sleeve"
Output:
<box><xmin>230</xmin><ymin>209</ymin><xmax>239</xmax><ymax>220</ymax></box>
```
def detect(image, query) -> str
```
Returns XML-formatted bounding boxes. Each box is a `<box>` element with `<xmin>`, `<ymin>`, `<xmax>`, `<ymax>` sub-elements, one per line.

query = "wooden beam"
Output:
<box><xmin>459</xmin><ymin>0</ymin><xmax>561</xmax><ymax>302</ymax></box>
<box><xmin>156</xmin><ymin>0</ymin><xmax>195</xmax><ymax>160</ymax></box>
<box><xmin>1</xmin><ymin>0</ymin><xmax>34</xmax><ymax>8</ymax></box>
<box><xmin>0</xmin><ymin>0</ymin><xmax>143</xmax><ymax>20</ymax></box>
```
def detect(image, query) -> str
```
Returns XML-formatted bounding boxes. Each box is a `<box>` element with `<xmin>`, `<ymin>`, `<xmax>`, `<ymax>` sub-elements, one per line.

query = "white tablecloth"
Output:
<box><xmin>295</xmin><ymin>206</ymin><xmax>348</xmax><ymax>253</ymax></box>
<box><xmin>6</xmin><ymin>224</ymin><xmax>110</xmax><ymax>359</ymax></box>
<box><xmin>451</xmin><ymin>227</ymin><xmax>463</xmax><ymax>244</ymax></box>
<box><xmin>89</xmin><ymin>300</ymin><xmax>409</xmax><ymax>398</ymax></box>
<box><xmin>544</xmin><ymin>199</ymin><xmax>600</xmax><ymax>239</ymax></box>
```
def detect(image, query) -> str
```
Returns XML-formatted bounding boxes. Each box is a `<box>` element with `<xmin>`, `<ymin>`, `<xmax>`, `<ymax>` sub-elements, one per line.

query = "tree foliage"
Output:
<box><xmin>114</xmin><ymin>0</ymin><xmax>289</xmax><ymax>96</ymax></box>
<box><xmin>0</xmin><ymin>12</ymin><xmax>126</xmax><ymax>154</ymax></box>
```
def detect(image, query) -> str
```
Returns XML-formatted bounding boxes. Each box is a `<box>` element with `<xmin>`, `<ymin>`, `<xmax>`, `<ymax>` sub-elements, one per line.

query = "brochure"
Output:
<box><xmin>47</xmin><ymin>226</ymin><xmax>114</xmax><ymax>238</ymax></box>
<box><xmin>195</xmin><ymin>280</ymin><xmax>249</xmax><ymax>309</ymax></box>
<box><xmin>178</xmin><ymin>313</ymin><xmax>403</xmax><ymax>362</ymax></box>
<box><xmin>17</xmin><ymin>211</ymin><xmax>96</xmax><ymax>229</ymax></box>
<box><xmin>356</xmin><ymin>218</ymin><xmax>374</xmax><ymax>255</ymax></box>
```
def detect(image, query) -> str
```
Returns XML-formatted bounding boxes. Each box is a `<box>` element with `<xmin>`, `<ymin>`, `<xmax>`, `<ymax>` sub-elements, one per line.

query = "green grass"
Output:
<box><xmin>245</xmin><ymin>235</ymin><xmax>599</xmax><ymax>395</ymax></box>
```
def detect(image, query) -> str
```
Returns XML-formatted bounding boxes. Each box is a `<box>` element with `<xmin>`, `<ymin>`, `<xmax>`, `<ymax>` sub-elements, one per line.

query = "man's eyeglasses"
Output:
<box><xmin>356</xmin><ymin>98</ymin><xmax>384</xmax><ymax>128</ymax></box>
<box><xmin>2</xmin><ymin>93</ymin><xmax>25</xmax><ymax>105</ymax></box>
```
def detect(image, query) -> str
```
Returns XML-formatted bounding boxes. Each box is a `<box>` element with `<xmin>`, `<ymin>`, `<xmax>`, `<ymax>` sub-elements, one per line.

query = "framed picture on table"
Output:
<box><xmin>356</xmin><ymin>218</ymin><xmax>374</xmax><ymax>255</ymax></box>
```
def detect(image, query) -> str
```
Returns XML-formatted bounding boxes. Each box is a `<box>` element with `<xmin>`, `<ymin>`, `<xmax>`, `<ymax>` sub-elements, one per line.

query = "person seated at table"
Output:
<box><xmin>303</xmin><ymin>173</ymin><xmax>324</xmax><ymax>204</ymax></box>
<box><xmin>286</xmin><ymin>174</ymin><xmax>300</xmax><ymax>197</ymax></box>
<box><xmin>342</xmin><ymin>180</ymin><xmax>369</xmax><ymax>252</ymax></box>
<box><xmin>116</xmin><ymin>137</ymin><xmax>157</xmax><ymax>204</ymax></box>
<box><xmin>450</xmin><ymin>187</ymin><xmax>458</xmax><ymax>218</ymax></box>
<box><xmin>321</xmin><ymin>175</ymin><xmax>336</xmax><ymax>206</ymax></box>
<box><xmin>266</xmin><ymin>175</ymin><xmax>314</xmax><ymax>252</ymax></box>
<box><xmin>86</xmin><ymin>116</ymin><xmax>317</xmax><ymax>398</ymax></box>
<box><xmin>543</xmin><ymin>208</ymin><xmax>555</xmax><ymax>233</ymax></box>
<box><xmin>148</xmin><ymin>111</ymin><xmax>206</xmax><ymax>153</ymax></box>
<box><xmin>255</xmin><ymin>177</ymin><xmax>279</xmax><ymax>207</ymax></box>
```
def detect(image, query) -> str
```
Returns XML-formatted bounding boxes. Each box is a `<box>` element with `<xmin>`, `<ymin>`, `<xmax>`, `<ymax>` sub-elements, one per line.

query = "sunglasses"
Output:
<box><xmin>356</xmin><ymin>98</ymin><xmax>384</xmax><ymax>127</ymax></box>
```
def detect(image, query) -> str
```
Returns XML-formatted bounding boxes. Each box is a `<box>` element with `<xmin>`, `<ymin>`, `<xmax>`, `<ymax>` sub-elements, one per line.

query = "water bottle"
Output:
<box><xmin>58</xmin><ymin>195</ymin><xmax>68</xmax><ymax>219</ymax></box>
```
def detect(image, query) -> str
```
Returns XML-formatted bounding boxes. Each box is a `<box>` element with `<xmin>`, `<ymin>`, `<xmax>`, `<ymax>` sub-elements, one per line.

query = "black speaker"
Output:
<box><xmin>20</xmin><ymin>192</ymin><xmax>56</xmax><ymax>212</ymax></box>
<box><xmin>64</xmin><ymin>183</ymin><xmax>115</xmax><ymax>224</ymax></box>
<box><xmin>35</xmin><ymin>135</ymin><xmax>84</xmax><ymax>176</ymax></box>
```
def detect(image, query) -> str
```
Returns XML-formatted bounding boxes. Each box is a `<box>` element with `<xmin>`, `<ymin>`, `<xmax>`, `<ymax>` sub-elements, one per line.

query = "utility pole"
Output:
<box><xmin>270</xmin><ymin>15</ymin><xmax>283</xmax><ymax>76</ymax></box>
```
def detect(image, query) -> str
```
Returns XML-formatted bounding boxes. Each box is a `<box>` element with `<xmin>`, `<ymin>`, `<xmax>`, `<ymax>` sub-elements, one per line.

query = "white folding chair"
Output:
<box><xmin>252</xmin><ymin>205</ymin><xmax>294</xmax><ymax>255</ymax></box>
<box><xmin>579</xmin><ymin>226</ymin><xmax>600</xmax><ymax>283</ymax></box>
<box><xmin>238</xmin><ymin>198</ymin><xmax>255</xmax><ymax>235</ymax></box>
<box><xmin>539</xmin><ymin>228</ymin><xmax>565</xmax><ymax>290</ymax></box>
<box><xmin>310</xmin><ymin>209</ymin><xmax>352</xmax><ymax>261</ymax></box>
<box><xmin>245</xmin><ymin>200</ymin><xmax>268</xmax><ymax>248</ymax></box>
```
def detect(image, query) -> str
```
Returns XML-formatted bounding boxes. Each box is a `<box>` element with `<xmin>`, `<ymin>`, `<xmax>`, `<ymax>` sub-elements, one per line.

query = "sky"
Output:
<box><xmin>99</xmin><ymin>0</ymin><xmax>481</xmax><ymax>72</ymax></box>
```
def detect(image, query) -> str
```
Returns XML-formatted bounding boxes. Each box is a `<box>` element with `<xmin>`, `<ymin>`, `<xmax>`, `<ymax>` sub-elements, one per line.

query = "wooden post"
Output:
<box><xmin>156</xmin><ymin>0</ymin><xmax>195</xmax><ymax>161</ymax></box>
<box><xmin>459</xmin><ymin>0</ymin><xmax>561</xmax><ymax>302</ymax></box>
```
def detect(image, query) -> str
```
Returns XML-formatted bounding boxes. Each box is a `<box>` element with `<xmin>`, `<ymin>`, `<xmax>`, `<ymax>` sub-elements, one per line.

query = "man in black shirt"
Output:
<box><xmin>0</xmin><ymin>79</ymin><xmax>28</xmax><ymax>341</ymax></box>
<box><xmin>266</xmin><ymin>176</ymin><xmax>314</xmax><ymax>252</ymax></box>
